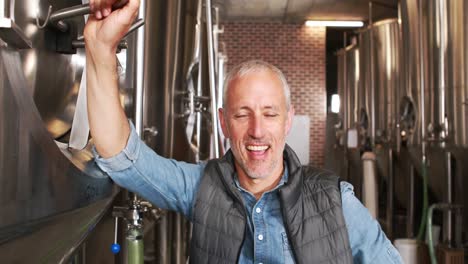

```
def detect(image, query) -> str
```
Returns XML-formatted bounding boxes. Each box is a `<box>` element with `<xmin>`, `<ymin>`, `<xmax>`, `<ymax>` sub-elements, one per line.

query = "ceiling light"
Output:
<box><xmin>305</xmin><ymin>20</ymin><xmax>364</xmax><ymax>27</ymax></box>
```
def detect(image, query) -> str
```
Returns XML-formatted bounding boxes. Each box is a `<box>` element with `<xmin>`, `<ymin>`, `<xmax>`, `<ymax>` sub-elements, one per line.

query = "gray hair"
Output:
<box><xmin>222</xmin><ymin>60</ymin><xmax>291</xmax><ymax>110</ymax></box>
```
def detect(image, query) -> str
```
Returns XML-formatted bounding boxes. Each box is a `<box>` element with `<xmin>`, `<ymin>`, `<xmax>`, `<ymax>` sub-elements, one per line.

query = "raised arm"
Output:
<box><xmin>84</xmin><ymin>0</ymin><xmax>139</xmax><ymax>158</ymax></box>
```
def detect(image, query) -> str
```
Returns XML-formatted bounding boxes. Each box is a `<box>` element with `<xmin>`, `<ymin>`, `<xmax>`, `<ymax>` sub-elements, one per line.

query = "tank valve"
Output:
<box><xmin>110</xmin><ymin>195</ymin><xmax>156</xmax><ymax>255</ymax></box>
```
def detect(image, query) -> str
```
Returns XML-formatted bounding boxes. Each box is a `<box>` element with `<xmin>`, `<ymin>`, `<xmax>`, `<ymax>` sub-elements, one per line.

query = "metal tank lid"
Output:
<box><xmin>355</xmin><ymin>18</ymin><xmax>399</xmax><ymax>33</ymax></box>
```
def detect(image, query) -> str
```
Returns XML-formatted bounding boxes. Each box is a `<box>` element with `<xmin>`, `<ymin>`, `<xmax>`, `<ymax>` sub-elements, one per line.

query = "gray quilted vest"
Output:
<box><xmin>190</xmin><ymin>145</ymin><xmax>353</xmax><ymax>263</ymax></box>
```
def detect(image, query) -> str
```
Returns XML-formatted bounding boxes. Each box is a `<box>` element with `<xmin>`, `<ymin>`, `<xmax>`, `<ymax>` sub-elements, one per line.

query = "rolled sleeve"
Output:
<box><xmin>92</xmin><ymin>121</ymin><xmax>204</xmax><ymax>218</ymax></box>
<box><xmin>92</xmin><ymin>121</ymin><xmax>141</xmax><ymax>173</ymax></box>
<box><xmin>340</xmin><ymin>181</ymin><xmax>403</xmax><ymax>264</ymax></box>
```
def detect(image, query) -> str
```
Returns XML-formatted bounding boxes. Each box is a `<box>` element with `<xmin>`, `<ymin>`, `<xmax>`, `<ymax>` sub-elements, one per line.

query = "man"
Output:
<box><xmin>85</xmin><ymin>0</ymin><xmax>403</xmax><ymax>263</ymax></box>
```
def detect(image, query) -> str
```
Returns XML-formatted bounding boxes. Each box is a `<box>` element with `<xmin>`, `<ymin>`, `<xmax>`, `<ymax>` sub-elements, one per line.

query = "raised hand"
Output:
<box><xmin>85</xmin><ymin>0</ymin><xmax>140</xmax><ymax>53</ymax></box>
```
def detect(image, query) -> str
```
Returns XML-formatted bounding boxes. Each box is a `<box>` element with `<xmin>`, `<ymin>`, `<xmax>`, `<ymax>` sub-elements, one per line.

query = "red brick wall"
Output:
<box><xmin>220</xmin><ymin>22</ymin><xmax>326</xmax><ymax>166</ymax></box>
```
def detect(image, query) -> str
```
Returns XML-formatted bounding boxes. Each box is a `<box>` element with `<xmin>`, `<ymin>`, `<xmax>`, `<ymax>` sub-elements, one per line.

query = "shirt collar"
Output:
<box><xmin>233</xmin><ymin>162</ymin><xmax>289</xmax><ymax>193</ymax></box>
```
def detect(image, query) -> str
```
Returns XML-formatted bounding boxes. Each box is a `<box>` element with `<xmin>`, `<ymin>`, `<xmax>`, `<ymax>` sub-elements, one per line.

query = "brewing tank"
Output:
<box><xmin>125</xmin><ymin>0</ymin><xmax>217</xmax><ymax>262</ymax></box>
<box><xmin>0</xmin><ymin>0</ymin><xmax>116</xmax><ymax>261</ymax></box>
<box><xmin>358</xmin><ymin>19</ymin><xmax>400</xmax><ymax>146</ymax></box>
<box><xmin>444</xmin><ymin>0</ymin><xmax>468</xmax><ymax>148</ymax></box>
<box><xmin>337</xmin><ymin>44</ymin><xmax>360</xmax><ymax>133</ymax></box>
<box><xmin>14</xmin><ymin>0</ymin><xmax>87</xmax><ymax>139</ymax></box>
<box><xmin>400</xmin><ymin>0</ymin><xmax>468</xmax><ymax>148</ymax></box>
<box><xmin>399</xmin><ymin>0</ymin><xmax>422</xmax><ymax>146</ymax></box>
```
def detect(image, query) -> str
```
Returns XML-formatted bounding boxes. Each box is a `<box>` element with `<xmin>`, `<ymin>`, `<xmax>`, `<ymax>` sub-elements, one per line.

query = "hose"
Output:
<box><xmin>417</xmin><ymin>159</ymin><xmax>428</xmax><ymax>241</ymax></box>
<box><xmin>426</xmin><ymin>203</ymin><xmax>463</xmax><ymax>264</ymax></box>
<box><xmin>427</xmin><ymin>204</ymin><xmax>437</xmax><ymax>264</ymax></box>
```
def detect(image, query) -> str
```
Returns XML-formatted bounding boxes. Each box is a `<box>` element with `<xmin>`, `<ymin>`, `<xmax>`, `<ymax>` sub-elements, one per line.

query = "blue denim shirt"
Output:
<box><xmin>94</xmin><ymin>124</ymin><xmax>403</xmax><ymax>263</ymax></box>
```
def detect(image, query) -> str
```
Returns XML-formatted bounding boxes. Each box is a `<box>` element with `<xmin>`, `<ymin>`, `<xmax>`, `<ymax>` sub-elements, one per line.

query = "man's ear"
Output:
<box><xmin>219</xmin><ymin>108</ymin><xmax>230</xmax><ymax>138</ymax></box>
<box><xmin>285</xmin><ymin>106</ymin><xmax>295</xmax><ymax>135</ymax></box>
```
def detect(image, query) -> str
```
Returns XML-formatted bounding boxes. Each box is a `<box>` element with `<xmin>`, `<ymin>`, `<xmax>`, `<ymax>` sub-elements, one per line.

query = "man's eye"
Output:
<box><xmin>265</xmin><ymin>113</ymin><xmax>279</xmax><ymax>117</ymax></box>
<box><xmin>234</xmin><ymin>114</ymin><xmax>248</xmax><ymax>119</ymax></box>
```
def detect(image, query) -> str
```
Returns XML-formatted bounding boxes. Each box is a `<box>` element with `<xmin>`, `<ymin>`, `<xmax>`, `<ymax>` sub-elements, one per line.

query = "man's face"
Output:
<box><xmin>219</xmin><ymin>70</ymin><xmax>294</xmax><ymax>180</ymax></box>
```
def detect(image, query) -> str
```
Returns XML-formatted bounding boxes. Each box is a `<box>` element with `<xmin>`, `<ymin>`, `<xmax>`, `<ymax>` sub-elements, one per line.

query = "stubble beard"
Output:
<box><xmin>230</xmin><ymin>142</ymin><xmax>284</xmax><ymax>180</ymax></box>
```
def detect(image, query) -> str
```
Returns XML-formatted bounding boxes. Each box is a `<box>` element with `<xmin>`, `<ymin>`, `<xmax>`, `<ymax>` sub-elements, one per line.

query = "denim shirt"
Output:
<box><xmin>94</xmin><ymin>123</ymin><xmax>403</xmax><ymax>263</ymax></box>
<box><xmin>234</xmin><ymin>168</ymin><xmax>295</xmax><ymax>264</ymax></box>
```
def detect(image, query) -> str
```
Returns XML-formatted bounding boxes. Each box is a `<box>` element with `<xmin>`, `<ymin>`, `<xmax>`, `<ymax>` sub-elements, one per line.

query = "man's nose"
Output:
<box><xmin>248</xmin><ymin>116</ymin><xmax>265</xmax><ymax>139</ymax></box>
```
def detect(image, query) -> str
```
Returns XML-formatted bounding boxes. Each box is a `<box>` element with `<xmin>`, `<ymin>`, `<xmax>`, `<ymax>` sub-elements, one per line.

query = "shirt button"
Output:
<box><xmin>255</xmin><ymin>207</ymin><xmax>261</xmax><ymax>213</ymax></box>
<box><xmin>258</xmin><ymin>234</ymin><xmax>264</xmax><ymax>241</ymax></box>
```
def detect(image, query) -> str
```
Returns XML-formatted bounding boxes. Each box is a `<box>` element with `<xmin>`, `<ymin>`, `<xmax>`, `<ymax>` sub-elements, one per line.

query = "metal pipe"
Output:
<box><xmin>205</xmin><ymin>0</ymin><xmax>220</xmax><ymax>158</ymax></box>
<box><xmin>72</xmin><ymin>40</ymin><xmax>127</xmax><ymax>50</ymax></box>
<box><xmin>173</xmin><ymin>214</ymin><xmax>183</xmax><ymax>264</ymax></box>
<box><xmin>362</xmin><ymin>151</ymin><xmax>378</xmax><ymax>218</ymax></box>
<box><xmin>213</xmin><ymin>6</ymin><xmax>223</xmax><ymax>73</ymax></box>
<box><xmin>49</xmin><ymin>0</ymin><xmax>128</xmax><ymax>23</ymax></box>
<box><xmin>437</xmin><ymin>0</ymin><xmax>447</xmax><ymax>141</ymax></box>
<box><xmin>407</xmin><ymin>164</ymin><xmax>415</xmax><ymax>237</ymax></box>
<box><xmin>418</xmin><ymin>0</ymin><xmax>426</xmax><ymax>157</ymax></box>
<box><xmin>48</xmin><ymin>0</ymin><xmax>128</xmax><ymax>32</ymax></box>
<box><xmin>455</xmin><ymin>207</ymin><xmax>462</xmax><ymax>246</ymax></box>
<box><xmin>195</xmin><ymin>0</ymin><xmax>203</xmax><ymax>162</ymax></box>
<box><xmin>77</xmin><ymin>18</ymin><xmax>144</xmax><ymax>41</ymax></box>
<box><xmin>134</xmin><ymin>0</ymin><xmax>146</xmax><ymax>137</ymax></box>
<box><xmin>194</xmin><ymin>0</ymin><xmax>202</xmax><ymax>62</ymax></box>
<box><xmin>217</xmin><ymin>54</ymin><xmax>225</xmax><ymax>121</ymax></box>
<box><xmin>184</xmin><ymin>0</ymin><xmax>203</xmax><ymax>161</ymax></box>
<box><xmin>387</xmin><ymin>148</ymin><xmax>394</xmax><ymax>238</ymax></box>
<box><xmin>164</xmin><ymin>0</ymin><xmax>183</xmax><ymax>159</ymax></box>
<box><xmin>114</xmin><ymin>217</ymin><xmax>119</xmax><ymax>245</ymax></box>
<box><xmin>125</xmin><ymin>19</ymin><xmax>145</xmax><ymax>38</ymax></box>
<box><xmin>343</xmin><ymin>32</ymin><xmax>349</xmax><ymax>181</ymax></box>
<box><xmin>49</xmin><ymin>5</ymin><xmax>90</xmax><ymax>23</ymax></box>
<box><xmin>343</xmin><ymin>32</ymin><xmax>348</xmax><ymax>134</ymax></box>
<box><xmin>444</xmin><ymin>151</ymin><xmax>453</xmax><ymax>244</ymax></box>
<box><xmin>217</xmin><ymin>53</ymin><xmax>226</xmax><ymax>154</ymax></box>
<box><xmin>154</xmin><ymin>215</ymin><xmax>169</xmax><ymax>264</ymax></box>
<box><xmin>415</xmin><ymin>0</ymin><xmax>430</xmax><ymax>243</ymax></box>
<box><xmin>369</xmin><ymin>1</ymin><xmax>375</xmax><ymax>147</ymax></box>
<box><xmin>124</xmin><ymin>5</ymin><xmax>146</xmax><ymax>260</ymax></box>
<box><xmin>396</xmin><ymin>1</ymin><xmax>402</xmax><ymax>154</ymax></box>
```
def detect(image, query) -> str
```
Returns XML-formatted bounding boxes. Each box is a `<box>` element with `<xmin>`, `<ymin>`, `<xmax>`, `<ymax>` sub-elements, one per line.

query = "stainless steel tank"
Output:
<box><xmin>399</xmin><ymin>0</ymin><xmax>423</xmax><ymax>146</ymax></box>
<box><xmin>137</xmin><ymin>0</ymin><xmax>212</xmax><ymax>262</ymax></box>
<box><xmin>399</xmin><ymin>0</ymin><xmax>468</xmax><ymax>241</ymax></box>
<box><xmin>13</xmin><ymin>0</ymin><xmax>88</xmax><ymax>139</ymax></box>
<box><xmin>337</xmin><ymin>44</ymin><xmax>360</xmax><ymax>133</ymax></box>
<box><xmin>400</xmin><ymin>0</ymin><xmax>468</xmax><ymax>148</ymax></box>
<box><xmin>1</xmin><ymin>0</ymin><xmax>215</xmax><ymax>262</ymax></box>
<box><xmin>0</xmin><ymin>0</ymin><xmax>117</xmax><ymax>261</ymax></box>
<box><xmin>358</xmin><ymin>19</ymin><xmax>400</xmax><ymax>146</ymax></box>
<box><xmin>443</xmin><ymin>0</ymin><xmax>468</xmax><ymax>148</ymax></box>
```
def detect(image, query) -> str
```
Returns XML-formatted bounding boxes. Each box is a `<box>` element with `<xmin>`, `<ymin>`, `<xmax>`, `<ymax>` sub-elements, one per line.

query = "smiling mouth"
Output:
<box><xmin>246</xmin><ymin>145</ymin><xmax>270</xmax><ymax>152</ymax></box>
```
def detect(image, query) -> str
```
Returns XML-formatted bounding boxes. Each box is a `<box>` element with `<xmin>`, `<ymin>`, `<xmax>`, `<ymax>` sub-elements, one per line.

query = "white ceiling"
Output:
<box><xmin>214</xmin><ymin>0</ymin><xmax>398</xmax><ymax>23</ymax></box>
